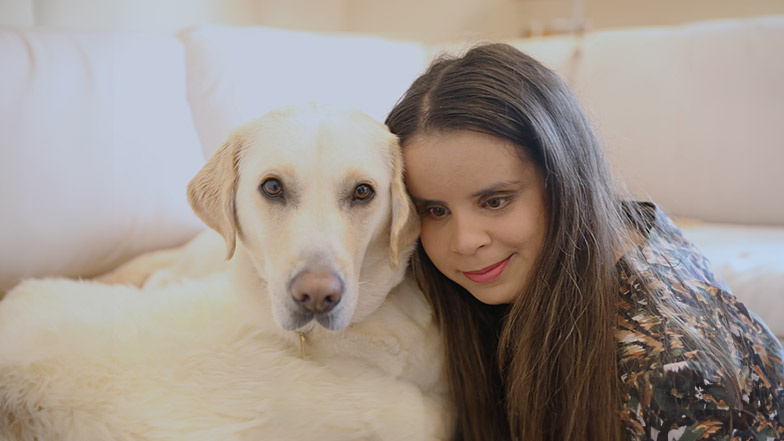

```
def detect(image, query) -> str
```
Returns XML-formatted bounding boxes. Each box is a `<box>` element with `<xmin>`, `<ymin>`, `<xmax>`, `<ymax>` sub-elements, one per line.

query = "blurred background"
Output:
<box><xmin>2</xmin><ymin>0</ymin><xmax>784</xmax><ymax>42</ymax></box>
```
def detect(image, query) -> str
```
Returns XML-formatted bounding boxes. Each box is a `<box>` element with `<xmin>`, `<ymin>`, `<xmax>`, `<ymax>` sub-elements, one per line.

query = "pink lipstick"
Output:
<box><xmin>463</xmin><ymin>256</ymin><xmax>511</xmax><ymax>283</ymax></box>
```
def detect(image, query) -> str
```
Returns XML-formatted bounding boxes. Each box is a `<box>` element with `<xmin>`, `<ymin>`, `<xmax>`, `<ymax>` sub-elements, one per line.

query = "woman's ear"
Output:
<box><xmin>388</xmin><ymin>138</ymin><xmax>421</xmax><ymax>269</ymax></box>
<box><xmin>187</xmin><ymin>134</ymin><xmax>244</xmax><ymax>260</ymax></box>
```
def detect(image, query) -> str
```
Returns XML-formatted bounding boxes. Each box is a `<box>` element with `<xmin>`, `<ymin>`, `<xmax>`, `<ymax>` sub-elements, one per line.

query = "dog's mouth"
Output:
<box><xmin>313</xmin><ymin>311</ymin><xmax>347</xmax><ymax>330</ymax></box>
<box><xmin>285</xmin><ymin>310</ymin><xmax>316</xmax><ymax>331</ymax></box>
<box><xmin>286</xmin><ymin>309</ymin><xmax>348</xmax><ymax>331</ymax></box>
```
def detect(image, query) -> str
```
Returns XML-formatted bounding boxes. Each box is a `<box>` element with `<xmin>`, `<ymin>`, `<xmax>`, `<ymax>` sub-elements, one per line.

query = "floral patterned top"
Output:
<box><xmin>617</xmin><ymin>203</ymin><xmax>784</xmax><ymax>440</ymax></box>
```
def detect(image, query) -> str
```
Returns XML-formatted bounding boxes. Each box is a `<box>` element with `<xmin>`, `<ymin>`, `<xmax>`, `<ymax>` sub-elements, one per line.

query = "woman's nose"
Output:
<box><xmin>450</xmin><ymin>213</ymin><xmax>490</xmax><ymax>256</ymax></box>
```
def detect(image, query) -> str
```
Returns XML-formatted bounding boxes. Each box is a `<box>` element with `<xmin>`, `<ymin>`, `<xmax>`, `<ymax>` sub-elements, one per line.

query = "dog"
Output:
<box><xmin>0</xmin><ymin>103</ymin><xmax>451</xmax><ymax>440</ymax></box>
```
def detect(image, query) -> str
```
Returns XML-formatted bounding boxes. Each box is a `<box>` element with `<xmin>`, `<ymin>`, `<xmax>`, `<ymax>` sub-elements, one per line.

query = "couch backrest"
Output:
<box><xmin>0</xmin><ymin>28</ymin><xmax>205</xmax><ymax>292</ymax></box>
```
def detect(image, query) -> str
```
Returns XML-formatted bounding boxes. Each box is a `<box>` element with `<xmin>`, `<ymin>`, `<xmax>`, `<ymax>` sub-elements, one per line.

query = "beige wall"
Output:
<box><xmin>346</xmin><ymin>0</ymin><xmax>784</xmax><ymax>42</ymax></box>
<box><xmin>0</xmin><ymin>0</ymin><xmax>347</xmax><ymax>31</ymax></box>
<box><xmin>0</xmin><ymin>0</ymin><xmax>34</xmax><ymax>25</ymax></box>
<box><xmin>1</xmin><ymin>0</ymin><xmax>783</xmax><ymax>41</ymax></box>
<box><xmin>587</xmin><ymin>0</ymin><xmax>784</xmax><ymax>30</ymax></box>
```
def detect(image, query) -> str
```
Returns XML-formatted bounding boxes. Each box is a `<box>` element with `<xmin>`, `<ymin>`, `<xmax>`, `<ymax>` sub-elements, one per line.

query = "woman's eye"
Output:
<box><xmin>426</xmin><ymin>206</ymin><xmax>448</xmax><ymax>218</ymax></box>
<box><xmin>483</xmin><ymin>197</ymin><xmax>509</xmax><ymax>210</ymax></box>
<box><xmin>260</xmin><ymin>178</ymin><xmax>284</xmax><ymax>198</ymax></box>
<box><xmin>353</xmin><ymin>183</ymin><xmax>375</xmax><ymax>202</ymax></box>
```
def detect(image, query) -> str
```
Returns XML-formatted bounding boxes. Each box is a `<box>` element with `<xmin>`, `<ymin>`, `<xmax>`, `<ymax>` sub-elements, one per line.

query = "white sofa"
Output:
<box><xmin>1</xmin><ymin>17</ymin><xmax>782</xmax><ymax>338</ymax></box>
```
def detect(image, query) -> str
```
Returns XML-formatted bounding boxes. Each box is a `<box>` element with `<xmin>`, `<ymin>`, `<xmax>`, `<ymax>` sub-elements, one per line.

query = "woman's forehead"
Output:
<box><xmin>403</xmin><ymin>131</ymin><xmax>536</xmax><ymax>198</ymax></box>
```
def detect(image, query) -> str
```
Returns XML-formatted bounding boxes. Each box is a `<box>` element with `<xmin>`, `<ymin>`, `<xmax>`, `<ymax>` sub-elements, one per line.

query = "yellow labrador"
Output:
<box><xmin>0</xmin><ymin>103</ymin><xmax>451</xmax><ymax>440</ymax></box>
<box><xmin>183</xmin><ymin>102</ymin><xmax>451</xmax><ymax>438</ymax></box>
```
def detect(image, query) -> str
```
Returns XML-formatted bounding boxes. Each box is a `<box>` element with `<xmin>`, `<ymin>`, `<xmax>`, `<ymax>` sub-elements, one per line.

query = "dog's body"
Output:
<box><xmin>0</xmin><ymin>104</ymin><xmax>451</xmax><ymax>440</ymax></box>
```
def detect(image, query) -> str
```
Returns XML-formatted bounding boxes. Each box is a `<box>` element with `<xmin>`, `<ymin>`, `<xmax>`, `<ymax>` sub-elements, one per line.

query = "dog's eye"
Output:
<box><xmin>260</xmin><ymin>178</ymin><xmax>284</xmax><ymax>199</ymax></box>
<box><xmin>352</xmin><ymin>183</ymin><xmax>375</xmax><ymax>202</ymax></box>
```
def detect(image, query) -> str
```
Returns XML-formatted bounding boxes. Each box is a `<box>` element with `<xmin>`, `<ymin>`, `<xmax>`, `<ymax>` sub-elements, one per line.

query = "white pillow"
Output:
<box><xmin>0</xmin><ymin>27</ymin><xmax>205</xmax><ymax>293</ymax></box>
<box><xmin>179</xmin><ymin>25</ymin><xmax>428</xmax><ymax>158</ymax></box>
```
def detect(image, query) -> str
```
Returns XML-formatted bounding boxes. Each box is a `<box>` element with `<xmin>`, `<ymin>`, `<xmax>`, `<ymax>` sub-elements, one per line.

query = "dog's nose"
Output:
<box><xmin>290</xmin><ymin>266</ymin><xmax>344</xmax><ymax>314</ymax></box>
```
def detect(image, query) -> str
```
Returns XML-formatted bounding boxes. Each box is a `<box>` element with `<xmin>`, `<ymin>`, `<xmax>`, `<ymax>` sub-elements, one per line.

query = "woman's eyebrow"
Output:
<box><xmin>471</xmin><ymin>180</ymin><xmax>522</xmax><ymax>198</ymax></box>
<box><xmin>410</xmin><ymin>196</ymin><xmax>442</xmax><ymax>206</ymax></box>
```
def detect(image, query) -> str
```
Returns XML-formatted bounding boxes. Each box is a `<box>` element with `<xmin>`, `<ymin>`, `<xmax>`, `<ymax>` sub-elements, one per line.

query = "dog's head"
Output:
<box><xmin>187</xmin><ymin>103</ymin><xmax>420</xmax><ymax>331</ymax></box>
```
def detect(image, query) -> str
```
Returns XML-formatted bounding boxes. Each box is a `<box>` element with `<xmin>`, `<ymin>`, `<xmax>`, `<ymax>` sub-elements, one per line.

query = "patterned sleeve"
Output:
<box><xmin>621</xmin><ymin>347</ymin><xmax>783</xmax><ymax>440</ymax></box>
<box><xmin>616</xmin><ymin>205</ymin><xmax>784</xmax><ymax>441</ymax></box>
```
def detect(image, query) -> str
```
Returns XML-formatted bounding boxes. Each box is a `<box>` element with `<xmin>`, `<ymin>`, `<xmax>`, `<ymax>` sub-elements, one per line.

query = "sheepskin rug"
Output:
<box><xmin>0</xmin><ymin>274</ymin><xmax>449</xmax><ymax>440</ymax></box>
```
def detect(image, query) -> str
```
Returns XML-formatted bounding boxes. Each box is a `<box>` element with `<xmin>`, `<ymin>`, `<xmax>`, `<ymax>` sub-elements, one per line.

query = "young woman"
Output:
<box><xmin>386</xmin><ymin>43</ymin><xmax>783</xmax><ymax>441</ymax></box>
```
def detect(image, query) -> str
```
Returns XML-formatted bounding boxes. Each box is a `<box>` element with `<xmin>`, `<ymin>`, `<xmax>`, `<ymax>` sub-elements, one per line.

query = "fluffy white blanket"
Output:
<box><xmin>0</xmin><ymin>275</ymin><xmax>449</xmax><ymax>440</ymax></box>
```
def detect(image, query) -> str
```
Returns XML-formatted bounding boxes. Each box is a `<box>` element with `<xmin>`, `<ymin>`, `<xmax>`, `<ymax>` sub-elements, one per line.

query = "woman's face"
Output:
<box><xmin>404</xmin><ymin>130</ymin><xmax>547</xmax><ymax>305</ymax></box>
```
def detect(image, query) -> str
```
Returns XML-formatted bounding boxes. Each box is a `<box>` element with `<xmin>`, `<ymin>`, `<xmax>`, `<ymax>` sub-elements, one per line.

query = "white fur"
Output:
<box><xmin>0</xmin><ymin>274</ymin><xmax>447</xmax><ymax>440</ymax></box>
<box><xmin>0</xmin><ymin>104</ymin><xmax>451</xmax><ymax>440</ymax></box>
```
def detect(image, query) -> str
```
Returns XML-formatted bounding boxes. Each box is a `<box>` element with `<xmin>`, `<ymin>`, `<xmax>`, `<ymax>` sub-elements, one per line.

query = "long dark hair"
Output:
<box><xmin>387</xmin><ymin>43</ymin><xmax>628</xmax><ymax>441</ymax></box>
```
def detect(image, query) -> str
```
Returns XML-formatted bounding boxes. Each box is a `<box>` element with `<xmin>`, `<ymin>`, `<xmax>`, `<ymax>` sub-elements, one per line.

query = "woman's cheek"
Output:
<box><xmin>420</xmin><ymin>224</ymin><xmax>446</xmax><ymax>262</ymax></box>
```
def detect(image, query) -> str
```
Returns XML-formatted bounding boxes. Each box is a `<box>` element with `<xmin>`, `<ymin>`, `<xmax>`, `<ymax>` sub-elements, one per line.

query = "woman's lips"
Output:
<box><xmin>463</xmin><ymin>256</ymin><xmax>511</xmax><ymax>284</ymax></box>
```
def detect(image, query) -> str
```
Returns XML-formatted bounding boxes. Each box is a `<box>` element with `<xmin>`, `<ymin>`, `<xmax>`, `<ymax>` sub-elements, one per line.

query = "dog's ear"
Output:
<box><xmin>187</xmin><ymin>134</ymin><xmax>244</xmax><ymax>260</ymax></box>
<box><xmin>388</xmin><ymin>138</ymin><xmax>421</xmax><ymax>269</ymax></box>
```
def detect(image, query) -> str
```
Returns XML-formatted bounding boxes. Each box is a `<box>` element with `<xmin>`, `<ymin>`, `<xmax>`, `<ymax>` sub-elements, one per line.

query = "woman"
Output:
<box><xmin>386</xmin><ymin>43</ymin><xmax>783</xmax><ymax>441</ymax></box>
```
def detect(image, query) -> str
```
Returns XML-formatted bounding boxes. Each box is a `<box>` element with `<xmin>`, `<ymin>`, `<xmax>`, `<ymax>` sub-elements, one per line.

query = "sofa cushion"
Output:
<box><xmin>0</xmin><ymin>27</ymin><xmax>205</xmax><ymax>293</ymax></box>
<box><xmin>179</xmin><ymin>25</ymin><xmax>427</xmax><ymax>158</ymax></box>
<box><xmin>572</xmin><ymin>16</ymin><xmax>784</xmax><ymax>225</ymax></box>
